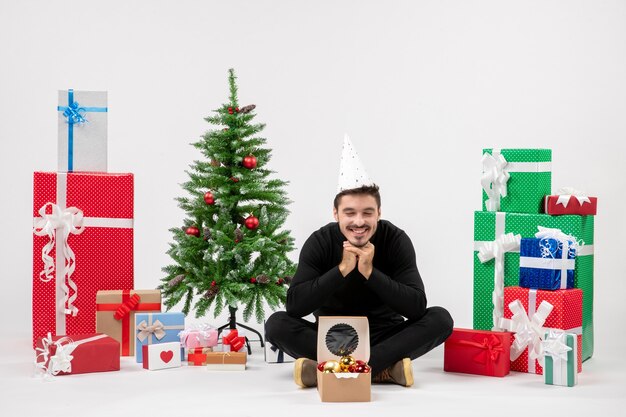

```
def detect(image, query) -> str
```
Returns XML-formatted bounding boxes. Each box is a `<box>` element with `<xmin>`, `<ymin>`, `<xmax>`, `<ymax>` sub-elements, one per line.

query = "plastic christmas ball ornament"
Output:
<box><xmin>211</xmin><ymin>280</ymin><xmax>217</xmax><ymax>287</ymax></box>
<box><xmin>204</xmin><ymin>191</ymin><xmax>215</xmax><ymax>205</ymax></box>
<box><xmin>340</xmin><ymin>355</ymin><xmax>355</xmax><ymax>371</ymax></box>
<box><xmin>242</xmin><ymin>155</ymin><xmax>257</xmax><ymax>169</ymax></box>
<box><xmin>317</xmin><ymin>362</ymin><xmax>326</xmax><ymax>372</ymax></box>
<box><xmin>276</xmin><ymin>278</ymin><xmax>284</xmax><ymax>285</ymax></box>
<box><xmin>250</xmin><ymin>277</ymin><xmax>257</xmax><ymax>284</ymax></box>
<box><xmin>185</xmin><ymin>226</ymin><xmax>200</xmax><ymax>237</ymax></box>
<box><xmin>323</xmin><ymin>360</ymin><xmax>342</xmax><ymax>373</ymax></box>
<box><xmin>244</xmin><ymin>215</ymin><xmax>259</xmax><ymax>230</ymax></box>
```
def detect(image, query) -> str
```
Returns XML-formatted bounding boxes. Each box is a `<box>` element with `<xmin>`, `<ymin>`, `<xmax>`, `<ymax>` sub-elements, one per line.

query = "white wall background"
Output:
<box><xmin>1</xmin><ymin>0</ymin><xmax>625</xmax><ymax>356</ymax></box>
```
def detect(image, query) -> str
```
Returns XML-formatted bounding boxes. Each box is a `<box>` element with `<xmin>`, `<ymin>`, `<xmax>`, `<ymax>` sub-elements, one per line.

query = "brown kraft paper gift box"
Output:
<box><xmin>204</xmin><ymin>351</ymin><xmax>247</xmax><ymax>370</ymax></box>
<box><xmin>317</xmin><ymin>316</ymin><xmax>371</xmax><ymax>402</ymax></box>
<box><xmin>96</xmin><ymin>289</ymin><xmax>161</xmax><ymax>356</ymax></box>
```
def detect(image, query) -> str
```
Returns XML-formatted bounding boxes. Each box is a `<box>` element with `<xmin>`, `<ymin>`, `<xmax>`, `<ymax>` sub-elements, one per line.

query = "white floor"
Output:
<box><xmin>2</xmin><ymin>331</ymin><xmax>625</xmax><ymax>417</ymax></box>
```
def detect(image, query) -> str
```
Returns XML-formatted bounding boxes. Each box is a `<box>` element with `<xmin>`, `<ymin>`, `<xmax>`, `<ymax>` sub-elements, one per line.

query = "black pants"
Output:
<box><xmin>265</xmin><ymin>307</ymin><xmax>453</xmax><ymax>375</ymax></box>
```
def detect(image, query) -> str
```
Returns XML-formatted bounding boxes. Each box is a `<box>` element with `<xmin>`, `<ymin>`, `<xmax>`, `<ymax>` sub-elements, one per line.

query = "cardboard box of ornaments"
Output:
<box><xmin>317</xmin><ymin>316</ymin><xmax>371</xmax><ymax>402</ymax></box>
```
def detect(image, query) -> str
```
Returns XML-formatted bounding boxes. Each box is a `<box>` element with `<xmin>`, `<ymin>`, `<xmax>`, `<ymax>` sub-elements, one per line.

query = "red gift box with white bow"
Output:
<box><xmin>501</xmin><ymin>286</ymin><xmax>583</xmax><ymax>375</ymax></box>
<box><xmin>444</xmin><ymin>328</ymin><xmax>512</xmax><ymax>377</ymax></box>
<box><xmin>35</xmin><ymin>333</ymin><xmax>120</xmax><ymax>376</ymax></box>
<box><xmin>32</xmin><ymin>172</ymin><xmax>134</xmax><ymax>348</ymax></box>
<box><xmin>544</xmin><ymin>189</ymin><xmax>597</xmax><ymax>215</ymax></box>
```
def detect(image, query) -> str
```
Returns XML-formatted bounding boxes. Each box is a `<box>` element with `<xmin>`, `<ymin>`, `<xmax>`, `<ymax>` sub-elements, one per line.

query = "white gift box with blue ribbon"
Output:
<box><xmin>57</xmin><ymin>89</ymin><xmax>108</xmax><ymax>172</ymax></box>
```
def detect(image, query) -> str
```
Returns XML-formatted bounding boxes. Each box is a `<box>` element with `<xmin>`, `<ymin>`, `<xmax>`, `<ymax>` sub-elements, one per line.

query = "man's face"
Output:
<box><xmin>333</xmin><ymin>194</ymin><xmax>381</xmax><ymax>247</ymax></box>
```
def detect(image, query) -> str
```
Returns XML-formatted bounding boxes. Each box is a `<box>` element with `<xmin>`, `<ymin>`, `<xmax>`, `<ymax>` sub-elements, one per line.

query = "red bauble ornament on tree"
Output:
<box><xmin>228</xmin><ymin>107</ymin><xmax>234</xmax><ymax>114</ymax></box>
<box><xmin>185</xmin><ymin>226</ymin><xmax>200</xmax><ymax>237</ymax></box>
<box><xmin>244</xmin><ymin>215</ymin><xmax>259</xmax><ymax>230</ymax></box>
<box><xmin>211</xmin><ymin>280</ymin><xmax>217</xmax><ymax>287</ymax></box>
<box><xmin>242</xmin><ymin>155</ymin><xmax>257</xmax><ymax>169</ymax></box>
<box><xmin>250</xmin><ymin>277</ymin><xmax>257</xmax><ymax>284</ymax></box>
<box><xmin>204</xmin><ymin>191</ymin><xmax>215</xmax><ymax>205</ymax></box>
<box><xmin>276</xmin><ymin>278</ymin><xmax>284</xmax><ymax>285</ymax></box>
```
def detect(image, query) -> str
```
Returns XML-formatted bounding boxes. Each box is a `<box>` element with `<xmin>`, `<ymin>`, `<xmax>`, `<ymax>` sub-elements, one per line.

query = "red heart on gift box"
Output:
<box><xmin>160</xmin><ymin>350</ymin><xmax>173</xmax><ymax>363</ymax></box>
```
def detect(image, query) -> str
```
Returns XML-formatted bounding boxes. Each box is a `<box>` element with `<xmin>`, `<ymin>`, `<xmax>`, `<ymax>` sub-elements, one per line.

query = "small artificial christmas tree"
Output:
<box><xmin>160</xmin><ymin>68</ymin><xmax>296</xmax><ymax>324</ymax></box>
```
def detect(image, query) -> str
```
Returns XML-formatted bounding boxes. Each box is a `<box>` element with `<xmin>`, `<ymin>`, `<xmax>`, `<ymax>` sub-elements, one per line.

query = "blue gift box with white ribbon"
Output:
<box><xmin>519</xmin><ymin>237</ymin><xmax>576</xmax><ymax>290</ymax></box>
<box><xmin>57</xmin><ymin>89</ymin><xmax>108</xmax><ymax>172</ymax></box>
<box><xmin>135</xmin><ymin>312</ymin><xmax>185</xmax><ymax>363</ymax></box>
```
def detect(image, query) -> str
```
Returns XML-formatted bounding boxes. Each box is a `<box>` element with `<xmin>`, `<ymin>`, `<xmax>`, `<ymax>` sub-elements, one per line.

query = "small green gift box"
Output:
<box><xmin>473</xmin><ymin>211</ymin><xmax>594</xmax><ymax>361</ymax></box>
<box><xmin>481</xmin><ymin>148</ymin><xmax>551</xmax><ymax>214</ymax></box>
<box><xmin>543</xmin><ymin>331</ymin><xmax>578</xmax><ymax>387</ymax></box>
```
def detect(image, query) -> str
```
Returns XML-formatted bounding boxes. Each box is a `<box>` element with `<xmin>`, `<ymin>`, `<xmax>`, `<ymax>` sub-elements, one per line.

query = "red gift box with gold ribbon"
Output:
<box><xmin>96</xmin><ymin>289</ymin><xmax>161</xmax><ymax>356</ymax></box>
<box><xmin>444</xmin><ymin>328</ymin><xmax>512</xmax><ymax>377</ymax></box>
<box><xmin>32</xmin><ymin>172</ymin><xmax>134</xmax><ymax>348</ymax></box>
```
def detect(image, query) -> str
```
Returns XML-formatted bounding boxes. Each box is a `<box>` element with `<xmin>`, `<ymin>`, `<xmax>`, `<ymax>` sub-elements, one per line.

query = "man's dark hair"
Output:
<box><xmin>333</xmin><ymin>184</ymin><xmax>381</xmax><ymax>210</ymax></box>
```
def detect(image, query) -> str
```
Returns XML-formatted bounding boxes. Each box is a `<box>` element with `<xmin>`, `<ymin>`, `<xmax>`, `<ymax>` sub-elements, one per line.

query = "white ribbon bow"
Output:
<box><xmin>33</xmin><ymin>202</ymin><xmax>85</xmax><ymax>316</ymax></box>
<box><xmin>481</xmin><ymin>151</ymin><xmax>510</xmax><ymax>211</ymax></box>
<box><xmin>542</xmin><ymin>330</ymin><xmax>573</xmax><ymax>382</ymax></box>
<box><xmin>555</xmin><ymin>187</ymin><xmax>591</xmax><ymax>208</ymax></box>
<box><xmin>35</xmin><ymin>333</ymin><xmax>77</xmax><ymax>377</ymax></box>
<box><xmin>136</xmin><ymin>319</ymin><xmax>166</xmax><ymax>342</ymax></box>
<box><xmin>499</xmin><ymin>299</ymin><xmax>553</xmax><ymax>362</ymax></box>
<box><xmin>535</xmin><ymin>226</ymin><xmax>579</xmax><ymax>266</ymax></box>
<box><xmin>35</xmin><ymin>333</ymin><xmax>107</xmax><ymax>378</ymax></box>
<box><xmin>478</xmin><ymin>232</ymin><xmax>521</xmax><ymax>330</ymax></box>
<box><xmin>542</xmin><ymin>330</ymin><xmax>572</xmax><ymax>364</ymax></box>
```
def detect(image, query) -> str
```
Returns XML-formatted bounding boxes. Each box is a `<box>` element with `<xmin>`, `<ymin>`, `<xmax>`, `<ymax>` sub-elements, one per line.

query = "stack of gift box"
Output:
<box><xmin>444</xmin><ymin>148</ymin><xmax>597</xmax><ymax>387</ymax></box>
<box><xmin>32</xmin><ymin>89</ymin><xmax>247</xmax><ymax>377</ymax></box>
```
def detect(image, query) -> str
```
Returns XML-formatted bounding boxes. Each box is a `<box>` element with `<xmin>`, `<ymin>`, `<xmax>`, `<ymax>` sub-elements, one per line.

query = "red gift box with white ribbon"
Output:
<box><xmin>500</xmin><ymin>286</ymin><xmax>582</xmax><ymax>375</ymax></box>
<box><xmin>544</xmin><ymin>188</ymin><xmax>597</xmax><ymax>215</ymax></box>
<box><xmin>32</xmin><ymin>172</ymin><xmax>134</xmax><ymax>348</ymax></box>
<box><xmin>35</xmin><ymin>333</ymin><xmax>120</xmax><ymax>376</ymax></box>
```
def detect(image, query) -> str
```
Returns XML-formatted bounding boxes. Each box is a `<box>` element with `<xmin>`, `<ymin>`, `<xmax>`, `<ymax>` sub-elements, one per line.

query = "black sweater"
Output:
<box><xmin>286</xmin><ymin>220</ymin><xmax>427</xmax><ymax>326</ymax></box>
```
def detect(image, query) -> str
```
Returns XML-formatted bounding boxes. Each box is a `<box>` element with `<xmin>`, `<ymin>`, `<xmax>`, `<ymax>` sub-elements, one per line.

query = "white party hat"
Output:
<box><xmin>337</xmin><ymin>134</ymin><xmax>374</xmax><ymax>192</ymax></box>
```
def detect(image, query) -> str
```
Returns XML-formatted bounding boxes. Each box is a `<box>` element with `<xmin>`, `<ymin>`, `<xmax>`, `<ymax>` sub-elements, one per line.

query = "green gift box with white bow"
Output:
<box><xmin>481</xmin><ymin>148</ymin><xmax>552</xmax><ymax>214</ymax></box>
<box><xmin>543</xmin><ymin>331</ymin><xmax>578</xmax><ymax>387</ymax></box>
<box><xmin>473</xmin><ymin>211</ymin><xmax>594</xmax><ymax>361</ymax></box>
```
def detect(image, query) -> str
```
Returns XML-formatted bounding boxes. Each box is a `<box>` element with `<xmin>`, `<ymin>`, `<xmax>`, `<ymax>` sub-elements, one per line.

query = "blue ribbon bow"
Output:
<box><xmin>61</xmin><ymin>101</ymin><xmax>87</xmax><ymax>125</ymax></box>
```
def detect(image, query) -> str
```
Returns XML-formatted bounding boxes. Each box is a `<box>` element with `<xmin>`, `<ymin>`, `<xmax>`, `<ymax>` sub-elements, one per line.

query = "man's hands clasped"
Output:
<box><xmin>339</xmin><ymin>241</ymin><xmax>375</xmax><ymax>279</ymax></box>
